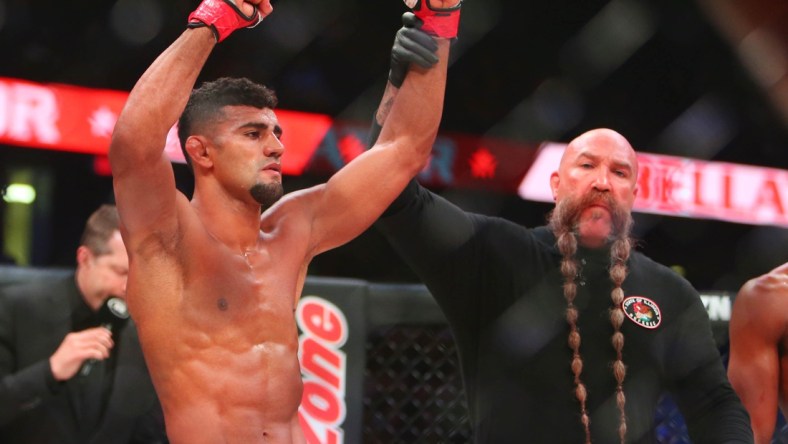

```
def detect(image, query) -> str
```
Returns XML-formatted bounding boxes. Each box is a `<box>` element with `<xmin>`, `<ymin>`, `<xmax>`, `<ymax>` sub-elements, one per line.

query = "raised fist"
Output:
<box><xmin>405</xmin><ymin>0</ymin><xmax>461</xmax><ymax>8</ymax></box>
<box><xmin>404</xmin><ymin>0</ymin><xmax>462</xmax><ymax>39</ymax></box>
<box><xmin>188</xmin><ymin>0</ymin><xmax>273</xmax><ymax>43</ymax></box>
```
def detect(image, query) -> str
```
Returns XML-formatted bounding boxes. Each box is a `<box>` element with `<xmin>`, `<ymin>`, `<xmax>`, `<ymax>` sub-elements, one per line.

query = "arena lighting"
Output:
<box><xmin>2</xmin><ymin>183</ymin><xmax>36</xmax><ymax>204</ymax></box>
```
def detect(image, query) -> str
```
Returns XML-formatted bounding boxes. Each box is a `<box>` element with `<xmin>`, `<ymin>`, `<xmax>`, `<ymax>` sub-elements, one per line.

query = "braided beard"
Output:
<box><xmin>548</xmin><ymin>190</ymin><xmax>633</xmax><ymax>245</ymax></box>
<box><xmin>547</xmin><ymin>190</ymin><xmax>635</xmax><ymax>444</ymax></box>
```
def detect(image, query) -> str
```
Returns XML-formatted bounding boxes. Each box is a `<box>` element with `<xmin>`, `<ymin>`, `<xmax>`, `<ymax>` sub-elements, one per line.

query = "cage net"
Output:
<box><xmin>362</xmin><ymin>324</ymin><xmax>693</xmax><ymax>443</ymax></box>
<box><xmin>363</xmin><ymin>325</ymin><xmax>472</xmax><ymax>443</ymax></box>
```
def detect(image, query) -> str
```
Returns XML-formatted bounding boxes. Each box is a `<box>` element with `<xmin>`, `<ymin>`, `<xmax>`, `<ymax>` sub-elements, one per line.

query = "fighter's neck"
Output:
<box><xmin>191</xmin><ymin>196</ymin><xmax>262</xmax><ymax>252</ymax></box>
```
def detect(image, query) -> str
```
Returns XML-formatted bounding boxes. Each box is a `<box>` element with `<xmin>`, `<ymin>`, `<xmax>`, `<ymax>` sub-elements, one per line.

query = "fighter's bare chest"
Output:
<box><xmin>181</xmin><ymin>247</ymin><xmax>298</xmax><ymax>317</ymax></box>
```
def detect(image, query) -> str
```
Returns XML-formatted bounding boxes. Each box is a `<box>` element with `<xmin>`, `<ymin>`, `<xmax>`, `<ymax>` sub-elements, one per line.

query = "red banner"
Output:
<box><xmin>0</xmin><ymin>76</ymin><xmax>539</xmax><ymax>187</ymax></box>
<box><xmin>0</xmin><ymin>77</ymin><xmax>333</xmax><ymax>176</ymax></box>
<box><xmin>519</xmin><ymin>143</ymin><xmax>788</xmax><ymax>228</ymax></box>
<box><xmin>0</xmin><ymin>78</ymin><xmax>127</xmax><ymax>155</ymax></box>
<box><xmin>2</xmin><ymin>77</ymin><xmax>785</xmax><ymax>227</ymax></box>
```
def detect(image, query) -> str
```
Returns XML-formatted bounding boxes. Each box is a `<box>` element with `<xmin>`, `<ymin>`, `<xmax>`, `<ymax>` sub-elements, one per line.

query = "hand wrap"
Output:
<box><xmin>188</xmin><ymin>0</ymin><xmax>263</xmax><ymax>43</ymax></box>
<box><xmin>407</xmin><ymin>0</ymin><xmax>462</xmax><ymax>39</ymax></box>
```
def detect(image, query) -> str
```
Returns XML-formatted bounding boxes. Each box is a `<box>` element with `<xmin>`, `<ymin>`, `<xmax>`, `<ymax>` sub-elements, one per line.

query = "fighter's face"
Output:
<box><xmin>550</xmin><ymin>129</ymin><xmax>638</xmax><ymax>248</ymax></box>
<box><xmin>211</xmin><ymin>106</ymin><xmax>285</xmax><ymax>207</ymax></box>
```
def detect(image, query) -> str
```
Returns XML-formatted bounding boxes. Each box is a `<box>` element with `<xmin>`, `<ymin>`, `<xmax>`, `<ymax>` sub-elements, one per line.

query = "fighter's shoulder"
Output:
<box><xmin>261</xmin><ymin>185</ymin><xmax>320</xmax><ymax>219</ymax></box>
<box><xmin>258</xmin><ymin>186</ymin><xmax>322</xmax><ymax>238</ymax></box>
<box><xmin>738</xmin><ymin>265</ymin><xmax>788</xmax><ymax>304</ymax></box>
<box><xmin>730</xmin><ymin>268</ymin><xmax>788</xmax><ymax>332</ymax></box>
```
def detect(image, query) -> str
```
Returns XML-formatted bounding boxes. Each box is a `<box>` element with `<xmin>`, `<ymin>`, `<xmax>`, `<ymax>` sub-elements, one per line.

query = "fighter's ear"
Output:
<box><xmin>549</xmin><ymin>171</ymin><xmax>560</xmax><ymax>200</ymax></box>
<box><xmin>184</xmin><ymin>135</ymin><xmax>213</xmax><ymax>169</ymax></box>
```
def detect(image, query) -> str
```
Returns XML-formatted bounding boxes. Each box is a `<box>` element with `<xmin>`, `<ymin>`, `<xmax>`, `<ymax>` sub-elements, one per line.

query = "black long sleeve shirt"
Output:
<box><xmin>376</xmin><ymin>180</ymin><xmax>753</xmax><ymax>443</ymax></box>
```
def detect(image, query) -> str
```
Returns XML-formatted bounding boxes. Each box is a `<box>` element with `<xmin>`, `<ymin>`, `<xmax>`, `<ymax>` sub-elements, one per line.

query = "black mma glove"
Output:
<box><xmin>389</xmin><ymin>12</ymin><xmax>439</xmax><ymax>88</ymax></box>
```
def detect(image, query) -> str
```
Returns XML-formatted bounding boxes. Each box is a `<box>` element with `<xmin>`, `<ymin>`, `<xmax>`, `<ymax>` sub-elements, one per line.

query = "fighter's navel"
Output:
<box><xmin>217</xmin><ymin>297</ymin><xmax>229</xmax><ymax>311</ymax></box>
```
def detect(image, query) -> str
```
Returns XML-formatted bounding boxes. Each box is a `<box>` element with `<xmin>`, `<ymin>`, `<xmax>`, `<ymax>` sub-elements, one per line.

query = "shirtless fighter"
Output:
<box><xmin>729</xmin><ymin>262</ymin><xmax>788</xmax><ymax>443</ymax></box>
<box><xmin>108</xmin><ymin>0</ymin><xmax>461</xmax><ymax>442</ymax></box>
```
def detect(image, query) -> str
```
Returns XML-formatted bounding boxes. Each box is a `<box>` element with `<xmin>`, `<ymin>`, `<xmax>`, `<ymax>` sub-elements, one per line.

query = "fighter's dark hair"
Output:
<box><xmin>177</xmin><ymin>77</ymin><xmax>278</xmax><ymax>170</ymax></box>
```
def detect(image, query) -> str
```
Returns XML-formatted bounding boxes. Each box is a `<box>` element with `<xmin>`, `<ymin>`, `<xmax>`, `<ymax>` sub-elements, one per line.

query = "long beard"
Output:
<box><xmin>548</xmin><ymin>190</ymin><xmax>633</xmax><ymax>244</ymax></box>
<box><xmin>549</xmin><ymin>190</ymin><xmax>634</xmax><ymax>443</ymax></box>
<box><xmin>249</xmin><ymin>182</ymin><xmax>284</xmax><ymax>209</ymax></box>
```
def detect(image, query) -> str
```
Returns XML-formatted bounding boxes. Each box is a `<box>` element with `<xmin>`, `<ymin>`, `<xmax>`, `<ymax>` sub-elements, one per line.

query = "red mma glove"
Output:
<box><xmin>188</xmin><ymin>0</ymin><xmax>263</xmax><ymax>43</ymax></box>
<box><xmin>406</xmin><ymin>0</ymin><xmax>462</xmax><ymax>39</ymax></box>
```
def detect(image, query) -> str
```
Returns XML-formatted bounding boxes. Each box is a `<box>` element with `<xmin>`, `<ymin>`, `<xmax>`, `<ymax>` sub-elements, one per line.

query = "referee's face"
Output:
<box><xmin>550</xmin><ymin>129</ymin><xmax>638</xmax><ymax>247</ymax></box>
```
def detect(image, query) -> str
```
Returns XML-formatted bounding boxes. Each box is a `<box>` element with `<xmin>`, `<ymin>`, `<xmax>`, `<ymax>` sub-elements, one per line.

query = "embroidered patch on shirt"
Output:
<box><xmin>622</xmin><ymin>296</ymin><xmax>661</xmax><ymax>329</ymax></box>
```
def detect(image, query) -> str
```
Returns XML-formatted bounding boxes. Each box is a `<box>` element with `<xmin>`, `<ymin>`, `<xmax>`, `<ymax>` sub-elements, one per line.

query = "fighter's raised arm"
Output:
<box><xmin>109</xmin><ymin>0</ymin><xmax>272</xmax><ymax>247</ymax></box>
<box><xmin>366</xmin><ymin>12</ymin><xmax>439</xmax><ymax>147</ymax></box>
<box><xmin>299</xmin><ymin>0</ymin><xmax>462</xmax><ymax>258</ymax></box>
<box><xmin>104</xmin><ymin>3</ymin><xmax>463</xmax><ymax>442</ymax></box>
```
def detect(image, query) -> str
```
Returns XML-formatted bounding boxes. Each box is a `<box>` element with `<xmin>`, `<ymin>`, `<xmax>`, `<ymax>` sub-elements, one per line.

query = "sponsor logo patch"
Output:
<box><xmin>622</xmin><ymin>296</ymin><xmax>661</xmax><ymax>329</ymax></box>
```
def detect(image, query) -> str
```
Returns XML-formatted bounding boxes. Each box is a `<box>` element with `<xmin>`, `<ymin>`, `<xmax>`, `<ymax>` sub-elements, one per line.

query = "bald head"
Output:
<box><xmin>549</xmin><ymin>128</ymin><xmax>639</xmax><ymax>248</ymax></box>
<box><xmin>560</xmin><ymin>129</ymin><xmax>638</xmax><ymax>178</ymax></box>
